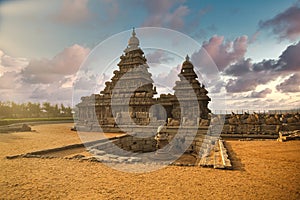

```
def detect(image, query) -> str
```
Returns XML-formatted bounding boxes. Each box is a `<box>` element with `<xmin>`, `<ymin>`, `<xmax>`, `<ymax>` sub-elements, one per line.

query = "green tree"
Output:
<box><xmin>0</xmin><ymin>101</ymin><xmax>12</xmax><ymax>118</ymax></box>
<box><xmin>27</xmin><ymin>102</ymin><xmax>41</xmax><ymax>117</ymax></box>
<box><xmin>0</xmin><ymin>101</ymin><xmax>72</xmax><ymax>119</ymax></box>
<box><xmin>53</xmin><ymin>104</ymin><xmax>60</xmax><ymax>117</ymax></box>
<box><xmin>42</xmin><ymin>102</ymin><xmax>51</xmax><ymax>118</ymax></box>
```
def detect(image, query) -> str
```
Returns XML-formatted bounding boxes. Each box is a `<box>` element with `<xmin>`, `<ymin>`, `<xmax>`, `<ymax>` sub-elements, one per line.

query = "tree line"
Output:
<box><xmin>0</xmin><ymin>101</ymin><xmax>73</xmax><ymax>119</ymax></box>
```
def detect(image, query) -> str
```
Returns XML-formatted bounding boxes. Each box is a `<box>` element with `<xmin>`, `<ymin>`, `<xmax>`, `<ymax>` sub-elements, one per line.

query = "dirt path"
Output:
<box><xmin>0</xmin><ymin>123</ymin><xmax>299</xmax><ymax>199</ymax></box>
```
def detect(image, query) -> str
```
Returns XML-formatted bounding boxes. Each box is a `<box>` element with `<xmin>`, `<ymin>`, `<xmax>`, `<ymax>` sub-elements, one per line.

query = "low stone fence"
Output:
<box><xmin>218</xmin><ymin>140</ymin><xmax>232</xmax><ymax>169</ymax></box>
<box><xmin>277</xmin><ymin>130</ymin><xmax>300</xmax><ymax>142</ymax></box>
<box><xmin>221</xmin><ymin>123</ymin><xmax>300</xmax><ymax>139</ymax></box>
<box><xmin>198</xmin><ymin>139</ymin><xmax>232</xmax><ymax>169</ymax></box>
<box><xmin>0</xmin><ymin>124</ymin><xmax>31</xmax><ymax>133</ymax></box>
<box><xmin>89</xmin><ymin>133</ymin><xmax>156</xmax><ymax>154</ymax></box>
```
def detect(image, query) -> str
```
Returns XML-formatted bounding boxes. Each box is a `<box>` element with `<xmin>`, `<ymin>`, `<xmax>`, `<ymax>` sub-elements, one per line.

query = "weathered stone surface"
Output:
<box><xmin>278</xmin><ymin>130</ymin><xmax>300</xmax><ymax>142</ymax></box>
<box><xmin>127</xmin><ymin>157</ymin><xmax>142</xmax><ymax>162</ymax></box>
<box><xmin>0</xmin><ymin>124</ymin><xmax>31</xmax><ymax>133</ymax></box>
<box><xmin>70</xmin><ymin>154</ymin><xmax>85</xmax><ymax>159</ymax></box>
<box><xmin>89</xmin><ymin>149</ymin><xmax>106</xmax><ymax>156</ymax></box>
<box><xmin>75</xmin><ymin>30</ymin><xmax>211</xmax><ymax>134</ymax></box>
<box><xmin>223</xmin><ymin>112</ymin><xmax>300</xmax><ymax>135</ymax></box>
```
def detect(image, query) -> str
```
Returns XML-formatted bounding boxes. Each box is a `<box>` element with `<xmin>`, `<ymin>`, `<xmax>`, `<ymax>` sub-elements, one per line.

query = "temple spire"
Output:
<box><xmin>124</xmin><ymin>27</ymin><xmax>140</xmax><ymax>52</ymax></box>
<box><xmin>185</xmin><ymin>54</ymin><xmax>190</xmax><ymax>62</ymax></box>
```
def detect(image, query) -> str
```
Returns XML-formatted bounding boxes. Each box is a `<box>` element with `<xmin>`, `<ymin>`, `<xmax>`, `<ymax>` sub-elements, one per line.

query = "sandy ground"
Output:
<box><xmin>0</xmin><ymin>123</ymin><xmax>299</xmax><ymax>199</ymax></box>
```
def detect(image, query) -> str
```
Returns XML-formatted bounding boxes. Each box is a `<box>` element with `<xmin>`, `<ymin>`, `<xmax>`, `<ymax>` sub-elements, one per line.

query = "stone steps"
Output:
<box><xmin>197</xmin><ymin>139</ymin><xmax>232</xmax><ymax>170</ymax></box>
<box><xmin>218</xmin><ymin>140</ymin><xmax>232</xmax><ymax>169</ymax></box>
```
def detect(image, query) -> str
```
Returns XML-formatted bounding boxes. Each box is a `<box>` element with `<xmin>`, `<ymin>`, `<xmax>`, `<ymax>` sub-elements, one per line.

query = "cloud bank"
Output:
<box><xmin>259</xmin><ymin>3</ymin><xmax>300</xmax><ymax>41</ymax></box>
<box><xmin>0</xmin><ymin>45</ymin><xmax>90</xmax><ymax>105</ymax></box>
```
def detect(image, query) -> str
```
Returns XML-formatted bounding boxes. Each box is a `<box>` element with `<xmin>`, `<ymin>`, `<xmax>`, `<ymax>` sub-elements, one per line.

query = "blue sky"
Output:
<box><xmin>0</xmin><ymin>0</ymin><xmax>299</xmax><ymax>111</ymax></box>
<box><xmin>0</xmin><ymin>0</ymin><xmax>295</xmax><ymax>59</ymax></box>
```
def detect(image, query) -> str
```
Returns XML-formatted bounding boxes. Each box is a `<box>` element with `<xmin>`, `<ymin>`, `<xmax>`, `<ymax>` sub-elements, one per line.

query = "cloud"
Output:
<box><xmin>247</xmin><ymin>88</ymin><xmax>272</xmax><ymax>98</ymax></box>
<box><xmin>226</xmin><ymin>77</ymin><xmax>258</xmax><ymax>93</ymax></box>
<box><xmin>251</xmin><ymin>41</ymin><xmax>300</xmax><ymax>73</ymax></box>
<box><xmin>53</xmin><ymin>0</ymin><xmax>91</xmax><ymax>24</ymax></box>
<box><xmin>152</xmin><ymin>65</ymin><xmax>181</xmax><ymax>89</ymax></box>
<box><xmin>167</xmin><ymin>5</ymin><xmax>190</xmax><ymax>29</ymax></box>
<box><xmin>208</xmin><ymin>80</ymin><xmax>225</xmax><ymax>93</ymax></box>
<box><xmin>29</xmin><ymin>82</ymin><xmax>73</xmax><ymax>103</ymax></box>
<box><xmin>146</xmin><ymin>50</ymin><xmax>174</xmax><ymax>64</ymax></box>
<box><xmin>224</xmin><ymin>41</ymin><xmax>300</xmax><ymax>93</ymax></box>
<box><xmin>0</xmin><ymin>50</ymin><xmax>28</xmax><ymax>68</ymax></box>
<box><xmin>202</xmin><ymin>35</ymin><xmax>248</xmax><ymax>71</ymax></box>
<box><xmin>259</xmin><ymin>3</ymin><xmax>300</xmax><ymax>41</ymax></box>
<box><xmin>225</xmin><ymin>63</ymin><xmax>279</xmax><ymax>93</ymax></box>
<box><xmin>142</xmin><ymin>0</ymin><xmax>189</xmax><ymax>30</ymax></box>
<box><xmin>250</xmin><ymin>41</ymin><xmax>300</xmax><ymax>72</ymax></box>
<box><xmin>73</xmin><ymin>71</ymin><xmax>111</xmax><ymax>92</ymax></box>
<box><xmin>277</xmin><ymin>41</ymin><xmax>300</xmax><ymax>71</ymax></box>
<box><xmin>185</xmin><ymin>6</ymin><xmax>211</xmax><ymax>37</ymax></box>
<box><xmin>190</xmin><ymin>44</ymin><xmax>229</xmax><ymax>94</ymax></box>
<box><xmin>222</xmin><ymin>39</ymin><xmax>299</xmax><ymax>96</ymax></box>
<box><xmin>276</xmin><ymin>73</ymin><xmax>300</xmax><ymax>93</ymax></box>
<box><xmin>251</xmin><ymin>59</ymin><xmax>279</xmax><ymax>72</ymax></box>
<box><xmin>0</xmin><ymin>50</ymin><xmax>28</xmax><ymax>75</ymax></box>
<box><xmin>0</xmin><ymin>50</ymin><xmax>28</xmax><ymax>91</ymax></box>
<box><xmin>0</xmin><ymin>45</ymin><xmax>90</xmax><ymax>105</ymax></box>
<box><xmin>225</xmin><ymin>59</ymin><xmax>284</xmax><ymax>93</ymax></box>
<box><xmin>0</xmin><ymin>71</ymin><xmax>20</xmax><ymax>89</ymax></box>
<box><xmin>224</xmin><ymin>58</ymin><xmax>252</xmax><ymax>76</ymax></box>
<box><xmin>249</xmin><ymin>31</ymin><xmax>260</xmax><ymax>43</ymax></box>
<box><xmin>21</xmin><ymin>44</ymin><xmax>90</xmax><ymax>84</ymax></box>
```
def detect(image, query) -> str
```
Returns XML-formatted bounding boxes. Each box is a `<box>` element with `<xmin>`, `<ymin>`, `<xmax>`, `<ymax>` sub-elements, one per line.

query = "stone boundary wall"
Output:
<box><xmin>5</xmin><ymin>135</ymin><xmax>127</xmax><ymax>159</ymax></box>
<box><xmin>76</xmin><ymin>121</ymin><xmax>300</xmax><ymax>139</ymax></box>
<box><xmin>90</xmin><ymin>134</ymin><xmax>156</xmax><ymax>154</ymax></box>
<box><xmin>218</xmin><ymin>140</ymin><xmax>232</xmax><ymax>169</ymax></box>
<box><xmin>278</xmin><ymin>130</ymin><xmax>300</xmax><ymax>142</ymax></box>
<box><xmin>0</xmin><ymin>124</ymin><xmax>31</xmax><ymax>133</ymax></box>
<box><xmin>222</xmin><ymin>123</ymin><xmax>300</xmax><ymax>135</ymax></box>
<box><xmin>197</xmin><ymin>139</ymin><xmax>232</xmax><ymax>169</ymax></box>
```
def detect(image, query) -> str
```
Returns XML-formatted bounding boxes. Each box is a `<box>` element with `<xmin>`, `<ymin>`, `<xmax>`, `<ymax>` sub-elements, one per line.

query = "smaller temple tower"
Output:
<box><xmin>172</xmin><ymin>55</ymin><xmax>211</xmax><ymax>120</ymax></box>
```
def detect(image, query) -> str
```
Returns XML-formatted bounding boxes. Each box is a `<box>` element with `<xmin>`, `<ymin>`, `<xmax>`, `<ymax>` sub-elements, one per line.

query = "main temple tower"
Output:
<box><xmin>97</xmin><ymin>28</ymin><xmax>157</xmax><ymax>127</ymax></box>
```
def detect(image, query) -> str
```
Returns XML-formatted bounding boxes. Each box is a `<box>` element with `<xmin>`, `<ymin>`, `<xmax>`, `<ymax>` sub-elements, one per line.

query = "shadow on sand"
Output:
<box><xmin>224</xmin><ymin>141</ymin><xmax>245</xmax><ymax>171</ymax></box>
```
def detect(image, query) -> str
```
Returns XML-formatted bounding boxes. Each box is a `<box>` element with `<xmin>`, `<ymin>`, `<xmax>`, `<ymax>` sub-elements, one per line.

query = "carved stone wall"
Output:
<box><xmin>75</xmin><ymin>32</ymin><xmax>212</xmax><ymax>132</ymax></box>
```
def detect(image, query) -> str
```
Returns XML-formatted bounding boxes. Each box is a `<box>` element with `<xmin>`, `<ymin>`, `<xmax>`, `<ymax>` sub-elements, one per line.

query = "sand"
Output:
<box><xmin>0</xmin><ymin>123</ymin><xmax>299</xmax><ymax>199</ymax></box>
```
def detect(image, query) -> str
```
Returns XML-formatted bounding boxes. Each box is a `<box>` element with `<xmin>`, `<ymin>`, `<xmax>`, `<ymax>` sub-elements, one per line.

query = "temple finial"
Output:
<box><xmin>185</xmin><ymin>54</ymin><xmax>190</xmax><ymax>61</ymax></box>
<box><xmin>125</xmin><ymin>27</ymin><xmax>139</xmax><ymax>52</ymax></box>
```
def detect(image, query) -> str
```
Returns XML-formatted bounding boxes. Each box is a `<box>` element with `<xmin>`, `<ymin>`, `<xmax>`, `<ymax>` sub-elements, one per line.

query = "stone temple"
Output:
<box><xmin>75</xmin><ymin>28</ymin><xmax>211</xmax><ymax>132</ymax></box>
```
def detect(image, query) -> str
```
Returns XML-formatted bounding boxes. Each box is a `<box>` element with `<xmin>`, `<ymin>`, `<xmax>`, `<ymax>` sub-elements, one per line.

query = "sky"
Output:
<box><xmin>0</xmin><ymin>0</ymin><xmax>299</xmax><ymax>112</ymax></box>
